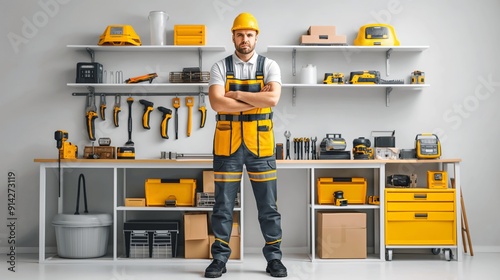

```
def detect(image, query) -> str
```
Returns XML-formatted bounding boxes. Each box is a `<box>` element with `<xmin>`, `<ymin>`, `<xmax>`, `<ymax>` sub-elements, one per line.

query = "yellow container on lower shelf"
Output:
<box><xmin>145</xmin><ymin>178</ymin><xmax>196</xmax><ymax>206</ymax></box>
<box><xmin>317</xmin><ymin>177</ymin><xmax>367</xmax><ymax>204</ymax></box>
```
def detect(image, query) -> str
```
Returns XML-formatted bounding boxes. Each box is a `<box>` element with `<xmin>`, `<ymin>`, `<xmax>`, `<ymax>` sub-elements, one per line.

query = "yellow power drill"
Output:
<box><xmin>54</xmin><ymin>130</ymin><xmax>78</xmax><ymax>159</ymax></box>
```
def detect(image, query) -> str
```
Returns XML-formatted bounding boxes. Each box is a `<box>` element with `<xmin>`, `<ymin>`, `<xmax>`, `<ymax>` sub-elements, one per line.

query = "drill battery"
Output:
<box><xmin>117</xmin><ymin>146</ymin><xmax>135</xmax><ymax>159</ymax></box>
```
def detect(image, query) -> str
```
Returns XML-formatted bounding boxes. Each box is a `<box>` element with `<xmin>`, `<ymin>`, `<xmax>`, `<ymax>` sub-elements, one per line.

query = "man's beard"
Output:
<box><xmin>236</xmin><ymin>43</ymin><xmax>254</xmax><ymax>54</ymax></box>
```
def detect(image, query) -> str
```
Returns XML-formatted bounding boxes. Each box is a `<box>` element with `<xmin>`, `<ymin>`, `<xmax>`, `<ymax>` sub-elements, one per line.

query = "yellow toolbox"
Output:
<box><xmin>385</xmin><ymin>188</ymin><xmax>456</xmax><ymax>245</ymax></box>
<box><xmin>317</xmin><ymin>177</ymin><xmax>367</xmax><ymax>204</ymax></box>
<box><xmin>145</xmin><ymin>178</ymin><xmax>196</xmax><ymax>206</ymax></box>
<box><xmin>427</xmin><ymin>171</ymin><xmax>448</xmax><ymax>189</ymax></box>
<box><xmin>174</xmin><ymin>25</ymin><xmax>206</xmax><ymax>45</ymax></box>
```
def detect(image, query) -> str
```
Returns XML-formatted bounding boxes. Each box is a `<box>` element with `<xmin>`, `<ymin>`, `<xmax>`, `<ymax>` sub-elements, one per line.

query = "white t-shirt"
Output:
<box><xmin>209</xmin><ymin>52</ymin><xmax>281</xmax><ymax>87</ymax></box>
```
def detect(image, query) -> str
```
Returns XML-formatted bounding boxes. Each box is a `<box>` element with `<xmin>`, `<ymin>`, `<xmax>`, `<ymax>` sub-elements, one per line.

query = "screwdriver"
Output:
<box><xmin>172</xmin><ymin>97</ymin><xmax>180</xmax><ymax>139</ymax></box>
<box><xmin>185</xmin><ymin>97</ymin><xmax>194</xmax><ymax>137</ymax></box>
<box><xmin>158</xmin><ymin>106</ymin><xmax>172</xmax><ymax>139</ymax></box>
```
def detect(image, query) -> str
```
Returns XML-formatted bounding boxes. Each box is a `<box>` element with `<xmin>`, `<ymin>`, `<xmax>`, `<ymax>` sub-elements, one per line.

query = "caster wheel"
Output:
<box><xmin>385</xmin><ymin>249</ymin><xmax>393</xmax><ymax>261</ymax></box>
<box><xmin>444</xmin><ymin>249</ymin><xmax>453</xmax><ymax>261</ymax></box>
<box><xmin>431</xmin><ymin>248</ymin><xmax>441</xmax><ymax>255</ymax></box>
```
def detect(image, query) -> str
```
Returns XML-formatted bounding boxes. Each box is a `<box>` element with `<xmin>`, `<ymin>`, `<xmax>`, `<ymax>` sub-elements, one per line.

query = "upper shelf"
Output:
<box><xmin>67</xmin><ymin>45</ymin><xmax>226</xmax><ymax>52</ymax></box>
<box><xmin>267</xmin><ymin>45</ymin><xmax>429</xmax><ymax>52</ymax></box>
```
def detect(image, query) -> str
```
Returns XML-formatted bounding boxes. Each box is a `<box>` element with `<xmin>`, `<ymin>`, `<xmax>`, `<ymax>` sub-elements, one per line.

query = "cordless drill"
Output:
<box><xmin>54</xmin><ymin>130</ymin><xmax>78</xmax><ymax>159</ymax></box>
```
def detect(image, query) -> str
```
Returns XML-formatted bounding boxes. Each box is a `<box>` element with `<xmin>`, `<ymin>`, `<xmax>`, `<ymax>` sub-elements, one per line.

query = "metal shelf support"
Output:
<box><xmin>386</xmin><ymin>87</ymin><xmax>393</xmax><ymax>107</ymax></box>
<box><xmin>86</xmin><ymin>47</ymin><xmax>95</xmax><ymax>63</ymax></box>
<box><xmin>292</xmin><ymin>48</ymin><xmax>297</xmax><ymax>76</ymax></box>
<box><xmin>386</xmin><ymin>48</ymin><xmax>393</xmax><ymax>76</ymax></box>
<box><xmin>292</xmin><ymin>87</ymin><xmax>297</xmax><ymax>106</ymax></box>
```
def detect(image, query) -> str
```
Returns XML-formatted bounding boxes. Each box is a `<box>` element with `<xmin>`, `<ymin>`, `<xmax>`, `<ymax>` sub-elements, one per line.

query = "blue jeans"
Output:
<box><xmin>210</xmin><ymin>146</ymin><xmax>283</xmax><ymax>263</ymax></box>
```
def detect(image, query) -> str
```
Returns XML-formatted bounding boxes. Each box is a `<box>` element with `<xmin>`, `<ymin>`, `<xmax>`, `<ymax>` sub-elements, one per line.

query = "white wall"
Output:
<box><xmin>1</xmin><ymin>0</ymin><xmax>499</xmax><ymax>252</ymax></box>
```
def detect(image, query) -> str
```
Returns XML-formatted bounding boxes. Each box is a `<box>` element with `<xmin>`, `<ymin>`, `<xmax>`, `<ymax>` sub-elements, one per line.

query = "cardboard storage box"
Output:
<box><xmin>203</xmin><ymin>170</ymin><xmax>215</xmax><ymax>193</ymax></box>
<box><xmin>184</xmin><ymin>213</ymin><xmax>209</xmax><ymax>259</ymax></box>
<box><xmin>209</xmin><ymin>235</ymin><xmax>240</xmax><ymax>260</ymax></box>
<box><xmin>184</xmin><ymin>213</ymin><xmax>208</xmax><ymax>240</ymax></box>
<box><xmin>316</xmin><ymin>212</ymin><xmax>366</xmax><ymax>259</ymax></box>
<box><xmin>185</xmin><ymin>238</ymin><xmax>210</xmax><ymax>259</ymax></box>
<box><xmin>124</xmin><ymin>198</ymin><xmax>146</xmax><ymax>207</ymax></box>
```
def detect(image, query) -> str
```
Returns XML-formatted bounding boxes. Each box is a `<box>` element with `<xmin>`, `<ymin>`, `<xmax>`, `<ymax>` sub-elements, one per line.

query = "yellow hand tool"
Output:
<box><xmin>172</xmin><ymin>97</ymin><xmax>180</xmax><ymax>139</ymax></box>
<box><xmin>158</xmin><ymin>106</ymin><xmax>172</xmax><ymax>139</ymax></box>
<box><xmin>198</xmin><ymin>93</ymin><xmax>207</xmax><ymax>128</ymax></box>
<box><xmin>85</xmin><ymin>92</ymin><xmax>98</xmax><ymax>141</ymax></box>
<box><xmin>99</xmin><ymin>94</ymin><xmax>106</xmax><ymax>120</ymax></box>
<box><xmin>113</xmin><ymin>95</ymin><xmax>121</xmax><ymax>127</ymax></box>
<box><xmin>139</xmin><ymin>99</ymin><xmax>154</xmax><ymax>129</ymax></box>
<box><xmin>185</xmin><ymin>96</ymin><xmax>194</xmax><ymax>137</ymax></box>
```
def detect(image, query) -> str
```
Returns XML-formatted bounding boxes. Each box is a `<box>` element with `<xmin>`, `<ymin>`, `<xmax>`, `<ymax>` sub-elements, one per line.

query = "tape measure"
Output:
<box><xmin>415</xmin><ymin>133</ymin><xmax>441</xmax><ymax>159</ymax></box>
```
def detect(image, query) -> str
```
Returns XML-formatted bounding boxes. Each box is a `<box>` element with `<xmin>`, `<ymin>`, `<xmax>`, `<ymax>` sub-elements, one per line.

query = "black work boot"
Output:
<box><xmin>205</xmin><ymin>259</ymin><xmax>227</xmax><ymax>278</ymax></box>
<box><xmin>266</xmin><ymin>259</ymin><xmax>287</xmax><ymax>277</ymax></box>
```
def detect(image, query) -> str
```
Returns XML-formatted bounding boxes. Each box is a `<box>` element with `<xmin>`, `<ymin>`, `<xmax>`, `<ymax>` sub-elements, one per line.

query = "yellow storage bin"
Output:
<box><xmin>317</xmin><ymin>177</ymin><xmax>367</xmax><ymax>204</ymax></box>
<box><xmin>385</xmin><ymin>212</ymin><xmax>456</xmax><ymax>245</ymax></box>
<box><xmin>174</xmin><ymin>25</ymin><xmax>206</xmax><ymax>45</ymax></box>
<box><xmin>145</xmin><ymin>178</ymin><xmax>196</xmax><ymax>206</ymax></box>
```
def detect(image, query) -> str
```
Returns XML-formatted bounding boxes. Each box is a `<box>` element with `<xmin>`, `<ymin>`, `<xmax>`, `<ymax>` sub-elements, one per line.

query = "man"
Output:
<box><xmin>204</xmin><ymin>12</ymin><xmax>287</xmax><ymax>278</ymax></box>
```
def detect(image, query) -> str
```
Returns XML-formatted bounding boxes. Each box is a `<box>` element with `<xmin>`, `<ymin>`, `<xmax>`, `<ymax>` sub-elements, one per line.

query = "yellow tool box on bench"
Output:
<box><xmin>145</xmin><ymin>178</ymin><xmax>196</xmax><ymax>206</ymax></box>
<box><xmin>317</xmin><ymin>177</ymin><xmax>367</xmax><ymax>204</ymax></box>
<box><xmin>174</xmin><ymin>25</ymin><xmax>206</xmax><ymax>45</ymax></box>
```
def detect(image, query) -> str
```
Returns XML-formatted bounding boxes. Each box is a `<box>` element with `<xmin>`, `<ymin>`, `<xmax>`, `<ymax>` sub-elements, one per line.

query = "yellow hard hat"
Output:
<box><xmin>231</xmin><ymin>12</ymin><xmax>259</xmax><ymax>34</ymax></box>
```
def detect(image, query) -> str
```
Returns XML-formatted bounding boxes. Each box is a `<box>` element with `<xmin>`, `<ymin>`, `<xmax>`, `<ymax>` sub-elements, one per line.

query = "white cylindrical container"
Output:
<box><xmin>148</xmin><ymin>11</ymin><xmax>169</xmax><ymax>45</ymax></box>
<box><xmin>300</xmin><ymin>64</ymin><xmax>317</xmax><ymax>84</ymax></box>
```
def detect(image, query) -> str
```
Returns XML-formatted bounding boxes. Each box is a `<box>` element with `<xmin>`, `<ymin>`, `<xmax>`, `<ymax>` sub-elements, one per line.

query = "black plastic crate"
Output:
<box><xmin>124</xmin><ymin>220</ymin><xmax>179</xmax><ymax>258</ymax></box>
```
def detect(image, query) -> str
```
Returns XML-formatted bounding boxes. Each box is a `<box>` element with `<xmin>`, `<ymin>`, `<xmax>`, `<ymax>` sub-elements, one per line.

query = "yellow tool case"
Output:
<box><xmin>385</xmin><ymin>188</ymin><xmax>456</xmax><ymax>246</ymax></box>
<box><xmin>145</xmin><ymin>178</ymin><xmax>197</xmax><ymax>206</ymax></box>
<box><xmin>174</xmin><ymin>25</ymin><xmax>206</xmax><ymax>45</ymax></box>
<box><xmin>317</xmin><ymin>177</ymin><xmax>367</xmax><ymax>204</ymax></box>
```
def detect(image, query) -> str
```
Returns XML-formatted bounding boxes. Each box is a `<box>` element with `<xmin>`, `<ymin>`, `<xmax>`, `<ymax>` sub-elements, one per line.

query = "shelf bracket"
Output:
<box><xmin>198</xmin><ymin>48</ymin><xmax>203</xmax><ymax>71</ymax></box>
<box><xmin>86</xmin><ymin>47</ymin><xmax>95</xmax><ymax>63</ymax></box>
<box><xmin>292</xmin><ymin>48</ymin><xmax>297</xmax><ymax>76</ymax></box>
<box><xmin>386</xmin><ymin>87</ymin><xmax>393</xmax><ymax>107</ymax></box>
<box><xmin>385</xmin><ymin>48</ymin><xmax>393</xmax><ymax>76</ymax></box>
<box><xmin>292</xmin><ymin>87</ymin><xmax>297</xmax><ymax>106</ymax></box>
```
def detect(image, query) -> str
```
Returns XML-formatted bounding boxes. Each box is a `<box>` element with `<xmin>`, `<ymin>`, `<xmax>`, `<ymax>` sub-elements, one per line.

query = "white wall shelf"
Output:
<box><xmin>267</xmin><ymin>45</ymin><xmax>430</xmax><ymax>106</ymax></box>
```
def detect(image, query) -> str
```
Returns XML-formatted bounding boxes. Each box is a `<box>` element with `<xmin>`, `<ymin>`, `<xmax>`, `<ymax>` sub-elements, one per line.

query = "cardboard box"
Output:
<box><xmin>185</xmin><ymin>238</ymin><xmax>209</xmax><ymax>259</ymax></box>
<box><xmin>203</xmin><ymin>171</ymin><xmax>215</xmax><ymax>193</ymax></box>
<box><xmin>124</xmin><ymin>198</ymin><xmax>146</xmax><ymax>207</ymax></box>
<box><xmin>184</xmin><ymin>213</ymin><xmax>208</xmax><ymax>240</ymax></box>
<box><xmin>300</xmin><ymin>26</ymin><xmax>347</xmax><ymax>45</ymax></box>
<box><xmin>209</xmin><ymin>235</ymin><xmax>240</xmax><ymax>260</ymax></box>
<box><xmin>231</xmin><ymin>212</ymin><xmax>240</xmax><ymax>236</ymax></box>
<box><xmin>316</xmin><ymin>212</ymin><xmax>366</xmax><ymax>259</ymax></box>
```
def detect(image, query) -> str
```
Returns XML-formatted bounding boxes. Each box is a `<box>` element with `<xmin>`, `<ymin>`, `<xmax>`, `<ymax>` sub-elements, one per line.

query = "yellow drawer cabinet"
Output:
<box><xmin>385</xmin><ymin>188</ymin><xmax>457</xmax><ymax>260</ymax></box>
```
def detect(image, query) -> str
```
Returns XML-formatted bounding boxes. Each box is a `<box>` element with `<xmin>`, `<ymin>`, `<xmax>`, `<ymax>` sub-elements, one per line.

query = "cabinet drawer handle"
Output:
<box><xmin>414</xmin><ymin>213</ymin><xmax>428</xmax><ymax>219</ymax></box>
<box><xmin>414</xmin><ymin>194</ymin><xmax>427</xmax><ymax>199</ymax></box>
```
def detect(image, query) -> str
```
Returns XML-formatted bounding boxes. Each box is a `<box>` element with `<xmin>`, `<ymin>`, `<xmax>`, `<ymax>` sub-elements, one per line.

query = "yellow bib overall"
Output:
<box><xmin>214</xmin><ymin>55</ymin><xmax>275</xmax><ymax>157</ymax></box>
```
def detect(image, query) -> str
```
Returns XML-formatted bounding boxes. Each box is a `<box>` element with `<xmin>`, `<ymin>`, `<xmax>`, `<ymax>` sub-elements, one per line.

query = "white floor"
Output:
<box><xmin>1</xmin><ymin>252</ymin><xmax>499</xmax><ymax>280</ymax></box>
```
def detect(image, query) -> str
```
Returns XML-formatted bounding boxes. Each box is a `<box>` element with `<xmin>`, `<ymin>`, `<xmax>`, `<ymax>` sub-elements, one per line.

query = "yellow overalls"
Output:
<box><xmin>210</xmin><ymin>54</ymin><xmax>283</xmax><ymax>263</ymax></box>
